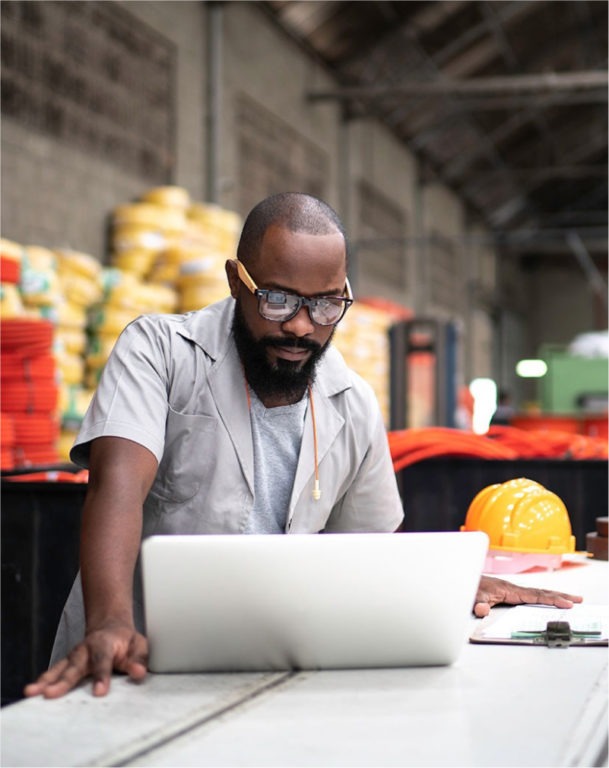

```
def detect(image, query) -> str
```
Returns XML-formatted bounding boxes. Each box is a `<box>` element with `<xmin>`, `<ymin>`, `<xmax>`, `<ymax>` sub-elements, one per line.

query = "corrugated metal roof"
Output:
<box><xmin>262</xmin><ymin>1</ymin><xmax>608</xmax><ymax>262</ymax></box>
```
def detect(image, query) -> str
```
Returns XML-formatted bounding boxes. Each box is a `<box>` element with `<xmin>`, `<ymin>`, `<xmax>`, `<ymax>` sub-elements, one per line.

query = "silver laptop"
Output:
<box><xmin>141</xmin><ymin>531</ymin><xmax>488</xmax><ymax>673</ymax></box>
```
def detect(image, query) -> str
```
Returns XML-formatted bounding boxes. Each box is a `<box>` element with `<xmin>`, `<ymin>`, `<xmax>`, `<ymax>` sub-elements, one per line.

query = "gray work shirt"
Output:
<box><xmin>52</xmin><ymin>297</ymin><xmax>404</xmax><ymax>660</ymax></box>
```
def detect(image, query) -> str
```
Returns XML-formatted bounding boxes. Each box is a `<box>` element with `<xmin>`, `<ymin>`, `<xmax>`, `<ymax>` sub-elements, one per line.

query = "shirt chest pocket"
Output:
<box><xmin>150</xmin><ymin>407</ymin><xmax>218</xmax><ymax>503</ymax></box>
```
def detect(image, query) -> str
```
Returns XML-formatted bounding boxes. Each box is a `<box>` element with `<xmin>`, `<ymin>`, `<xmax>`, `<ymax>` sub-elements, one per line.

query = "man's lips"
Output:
<box><xmin>262</xmin><ymin>338</ymin><xmax>320</xmax><ymax>363</ymax></box>
<box><xmin>272</xmin><ymin>345</ymin><xmax>312</xmax><ymax>362</ymax></box>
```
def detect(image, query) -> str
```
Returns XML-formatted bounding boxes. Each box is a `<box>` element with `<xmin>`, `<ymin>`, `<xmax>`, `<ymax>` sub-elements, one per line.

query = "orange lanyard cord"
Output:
<box><xmin>308</xmin><ymin>384</ymin><xmax>321</xmax><ymax>500</ymax></box>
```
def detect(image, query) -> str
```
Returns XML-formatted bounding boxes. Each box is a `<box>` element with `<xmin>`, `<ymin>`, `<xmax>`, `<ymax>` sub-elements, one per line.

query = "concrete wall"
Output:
<box><xmin>125</xmin><ymin>1</ymin><xmax>207</xmax><ymax>202</ymax></box>
<box><xmin>347</xmin><ymin>119</ymin><xmax>417</xmax><ymax>306</ymax></box>
<box><xmin>221</xmin><ymin>2</ymin><xmax>340</xmax><ymax>210</ymax></box>
<box><xmin>2</xmin><ymin>120</ymin><xmax>143</xmax><ymax>261</ymax></box>
<box><xmin>530</xmin><ymin>264</ymin><xmax>602</xmax><ymax>348</ymax></box>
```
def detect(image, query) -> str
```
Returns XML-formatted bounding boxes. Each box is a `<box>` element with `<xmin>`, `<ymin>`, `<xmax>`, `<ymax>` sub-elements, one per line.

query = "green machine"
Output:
<box><xmin>539</xmin><ymin>344</ymin><xmax>608</xmax><ymax>414</ymax></box>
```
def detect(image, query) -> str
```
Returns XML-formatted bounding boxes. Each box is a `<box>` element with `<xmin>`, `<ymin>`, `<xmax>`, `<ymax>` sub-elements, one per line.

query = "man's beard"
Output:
<box><xmin>232</xmin><ymin>300</ymin><xmax>334</xmax><ymax>401</ymax></box>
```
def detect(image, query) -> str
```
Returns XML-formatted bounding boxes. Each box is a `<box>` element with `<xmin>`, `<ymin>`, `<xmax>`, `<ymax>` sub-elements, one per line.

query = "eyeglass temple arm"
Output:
<box><xmin>344</xmin><ymin>277</ymin><xmax>354</xmax><ymax>301</ymax></box>
<box><xmin>235</xmin><ymin>260</ymin><xmax>258</xmax><ymax>294</ymax></box>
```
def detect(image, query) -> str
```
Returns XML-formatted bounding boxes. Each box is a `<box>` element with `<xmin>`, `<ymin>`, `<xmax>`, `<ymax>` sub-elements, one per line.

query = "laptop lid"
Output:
<box><xmin>141</xmin><ymin>531</ymin><xmax>488</xmax><ymax>673</ymax></box>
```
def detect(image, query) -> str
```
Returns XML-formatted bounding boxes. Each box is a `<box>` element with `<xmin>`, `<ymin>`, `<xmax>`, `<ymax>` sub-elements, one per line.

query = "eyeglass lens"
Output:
<box><xmin>259</xmin><ymin>291</ymin><xmax>346</xmax><ymax>325</ymax></box>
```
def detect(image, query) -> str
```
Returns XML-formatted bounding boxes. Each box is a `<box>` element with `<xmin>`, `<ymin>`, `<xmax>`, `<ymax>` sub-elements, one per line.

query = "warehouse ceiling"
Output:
<box><xmin>261</xmin><ymin>0</ymin><xmax>608</xmax><ymax>265</ymax></box>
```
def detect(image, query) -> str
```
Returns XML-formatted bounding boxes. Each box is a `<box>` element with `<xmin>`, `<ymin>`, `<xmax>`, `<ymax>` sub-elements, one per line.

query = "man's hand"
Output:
<box><xmin>26</xmin><ymin>437</ymin><xmax>158</xmax><ymax>700</ymax></box>
<box><xmin>23</xmin><ymin>623</ymin><xmax>148</xmax><ymax>699</ymax></box>
<box><xmin>473</xmin><ymin>574</ymin><xmax>583</xmax><ymax>618</ymax></box>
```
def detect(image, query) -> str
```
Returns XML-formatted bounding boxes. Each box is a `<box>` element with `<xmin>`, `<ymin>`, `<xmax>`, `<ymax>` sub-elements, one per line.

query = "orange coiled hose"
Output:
<box><xmin>388</xmin><ymin>427</ymin><xmax>518</xmax><ymax>471</ymax></box>
<box><xmin>3</xmin><ymin>469</ymin><xmax>89</xmax><ymax>483</ymax></box>
<box><xmin>487</xmin><ymin>424</ymin><xmax>608</xmax><ymax>460</ymax></box>
<box><xmin>0</xmin><ymin>318</ymin><xmax>54</xmax><ymax>356</ymax></box>
<box><xmin>388</xmin><ymin>425</ymin><xmax>608</xmax><ymax>470</ymax></box>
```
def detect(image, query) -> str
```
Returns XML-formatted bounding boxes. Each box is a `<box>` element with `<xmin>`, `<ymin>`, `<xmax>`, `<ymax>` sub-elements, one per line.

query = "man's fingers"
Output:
<box><xmin>474</xmin><ymin>575</ymin><xmax>584</xmax><ymax>617</ymax></box>
<box><xmin>23</xmin><ymin>653</ymin><xmax>89</xmax><ymax>699</ymax></box>
<box><xmin>24</xmin><ymin>670</ymin><xmax>85</xmax><ymax>700</ymax></box>
<box><xmin>44</xmin><ymin>645</ymin><xmax>97</xmax><ymax>698</ymax></box>
<box><xmin>89</xmin><ymin>645</ymin><xmax>116</xmax><ymax>697</ymax></box>
<box><xmin>523</xmin><ymin>589</ymin><xmax>572</xmax><ymax>607</ymax></box>
<box><xmin>473</xmin><ymin>602</ymin><xmax>490</xmax><ymax>618</ymax></box>
<box><xmin>93</xmin><ymin>678</ymin><xmax>111</xmax><ymax>697</ymax></box>
<box><xmin>502</xmin><ymin>585</ymin><xmax>582</xmax><ymax>608</ymax></box>
<box><xmin>542</xmin><ymin>589</ymin><xmax>582</xmax><ymax>606</ymax></box>
<box><xmin>118</xmin><ymin>633</ymin><xmax>149</xmax><ymax>681</ymax></box>
<box><xmin>23</xmin><ymin>660</ymin><xmax>68</xmax><ymax>696</ymax></box>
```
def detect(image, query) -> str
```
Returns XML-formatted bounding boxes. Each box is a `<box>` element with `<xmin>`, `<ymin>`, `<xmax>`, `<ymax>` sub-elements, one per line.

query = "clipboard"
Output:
<box><xmin>470</xmin><ymin>604</ymin><xmax>609</xmax><ymax>647</ymax></box>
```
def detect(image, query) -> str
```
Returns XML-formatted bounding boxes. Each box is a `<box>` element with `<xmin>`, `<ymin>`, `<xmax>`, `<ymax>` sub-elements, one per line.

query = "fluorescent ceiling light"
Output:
<box><xmin>516</xmin><ymin>359</ymin><xmax>548</xmax><ymax>378</ymax></box>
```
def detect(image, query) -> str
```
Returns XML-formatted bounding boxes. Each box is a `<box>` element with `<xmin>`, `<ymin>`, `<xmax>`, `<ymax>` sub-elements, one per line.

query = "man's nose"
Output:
<box><xmin>281</xmin><ymin>304</ymin><xmax>315</xmax><ymax>336</ymax></box>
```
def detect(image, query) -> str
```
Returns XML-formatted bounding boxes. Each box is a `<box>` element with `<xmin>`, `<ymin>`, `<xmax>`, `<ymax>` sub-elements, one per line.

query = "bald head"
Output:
<box><xmin>237</xmin><ymin>192</ymin><xmax>348</xmax><ymax>268</ymax></box>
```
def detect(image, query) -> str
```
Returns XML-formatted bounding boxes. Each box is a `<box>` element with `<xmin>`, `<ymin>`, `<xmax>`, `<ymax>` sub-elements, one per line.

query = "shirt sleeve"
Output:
<box><xmin>70</xmin><ymin>316</ymin><xmax>171</xmax><ymax>468</ymax></box>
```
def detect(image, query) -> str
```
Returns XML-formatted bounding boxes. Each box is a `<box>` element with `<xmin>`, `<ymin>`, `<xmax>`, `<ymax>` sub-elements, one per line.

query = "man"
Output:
<box><xmin>25</xmin><ymin>192</ymin><xmax>581</xmax><ymax>699</ymax></box>
<box><xmin>491</xmin><ymin>389</ymin><xmax>515</xmax><ymax>426</ymax></box>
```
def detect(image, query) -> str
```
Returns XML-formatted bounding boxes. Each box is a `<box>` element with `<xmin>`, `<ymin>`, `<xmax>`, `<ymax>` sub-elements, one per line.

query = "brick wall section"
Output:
<box><xmin>2</xmin><ymin>119</ymin><xmax>151</xmax><ymax>260</ymax></box>
<box><xmin>1</xmin><ymin>0</ymin><xmax>205</xmax><ymax>260</ymax></box>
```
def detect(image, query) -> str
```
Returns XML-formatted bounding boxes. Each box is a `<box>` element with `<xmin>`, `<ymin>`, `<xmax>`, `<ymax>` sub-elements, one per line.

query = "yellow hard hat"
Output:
<box><xmin>461</xmin><ymin>477</ymin><xmax>576</xmax><ymax>555</ymax></box>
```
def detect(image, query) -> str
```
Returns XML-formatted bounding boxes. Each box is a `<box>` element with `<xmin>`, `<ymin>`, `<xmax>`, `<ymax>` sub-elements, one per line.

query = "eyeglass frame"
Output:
<box><xmin>233</xmin><ymin>259</ymin><xmax>354</xmax><ymax>326</ymax></box>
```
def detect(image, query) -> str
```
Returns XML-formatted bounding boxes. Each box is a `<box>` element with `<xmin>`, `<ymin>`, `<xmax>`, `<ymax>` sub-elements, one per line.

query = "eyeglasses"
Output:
<box><xmin>235</xmin><ymin>259</ymin><xmax>354</xmax><ymax>326</ymax></box>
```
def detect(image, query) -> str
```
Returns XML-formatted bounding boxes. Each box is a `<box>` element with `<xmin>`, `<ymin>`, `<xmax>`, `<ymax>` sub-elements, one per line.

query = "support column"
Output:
<box><xmin>206</xmin><ymin>2</ymin><xmax>223</xmax><ymax>204</ymax></box>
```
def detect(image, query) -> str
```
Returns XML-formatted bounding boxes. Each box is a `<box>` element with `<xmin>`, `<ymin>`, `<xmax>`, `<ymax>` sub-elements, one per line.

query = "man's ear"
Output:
<box><xmin>225</xmin><ymin>259</ymin><xmax>239</xmax><ymax>299</ymax></box>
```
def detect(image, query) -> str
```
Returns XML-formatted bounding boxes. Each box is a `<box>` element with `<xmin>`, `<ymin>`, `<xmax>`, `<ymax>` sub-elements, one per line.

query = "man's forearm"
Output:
<box><xmin>78</xmin><ymin>436</ymin><xmax>158</xmax><ymax>631</ymax></box>
<box><xmin>79</xmin><ymin>490</ymin><xmax>143</xmax><ymax>629</ymax></box>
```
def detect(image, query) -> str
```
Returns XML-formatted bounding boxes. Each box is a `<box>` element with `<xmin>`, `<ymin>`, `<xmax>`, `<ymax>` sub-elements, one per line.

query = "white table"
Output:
<box><xmin>2</xmin><ymin>558</ymin><xmax>607</xmax><ymax>768</ymax></box>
